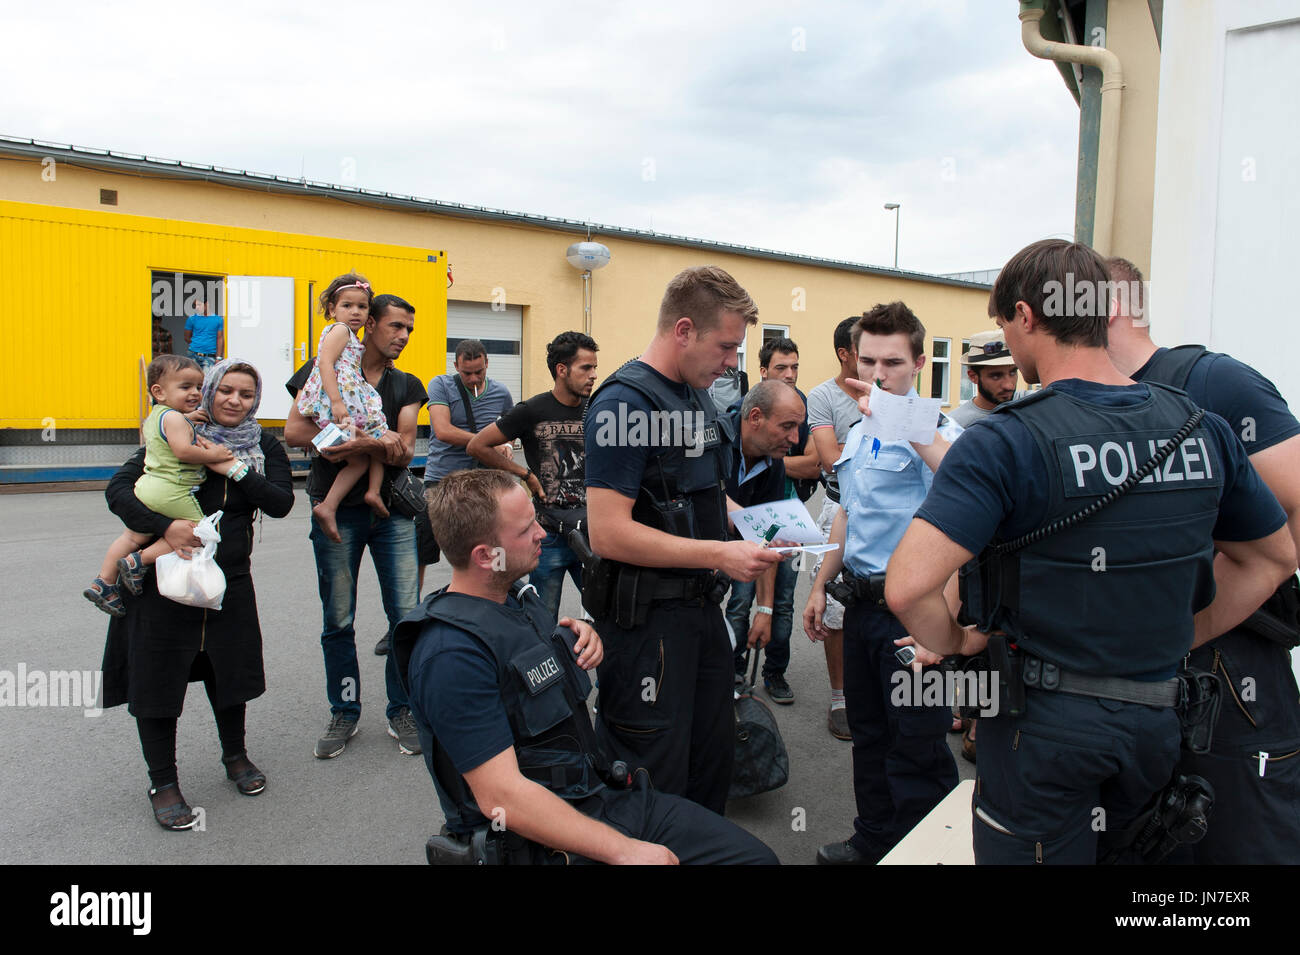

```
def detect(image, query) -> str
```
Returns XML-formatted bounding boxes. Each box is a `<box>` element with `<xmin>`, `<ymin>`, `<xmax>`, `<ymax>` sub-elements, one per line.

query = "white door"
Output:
<box><xmin>446</xmin><ymin>300</ymin><xmax>523</xmax><ymax>402</ymax></box>
<box><xmin>225</xmin><ymin>276</ymin><xmax>296</xmax><ymax>419</ymax></box>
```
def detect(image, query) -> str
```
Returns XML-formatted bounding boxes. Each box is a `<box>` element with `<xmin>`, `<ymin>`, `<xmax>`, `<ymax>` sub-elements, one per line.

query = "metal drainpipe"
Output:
<box><xmin>1019</xmin><ymin>2</ymin><xmax>1124</xmax><ymax>256</ymax></box>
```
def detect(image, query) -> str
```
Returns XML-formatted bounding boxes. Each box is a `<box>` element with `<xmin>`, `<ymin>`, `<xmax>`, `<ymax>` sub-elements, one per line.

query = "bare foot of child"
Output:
<box><xmin>313</xmin><ymin>502</ymin><xmax>342</xmax><ymax>543</ymax></box>
<box><xmin>364</xmin><ymin>490</ymin><xmax>390</xmax><ymax>519</ymax></box>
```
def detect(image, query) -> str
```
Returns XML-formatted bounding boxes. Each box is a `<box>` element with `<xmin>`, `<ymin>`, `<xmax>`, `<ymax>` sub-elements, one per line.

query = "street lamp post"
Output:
<box><xmin>884</xmin><ymin>203</ymin><xmax>900</xmax><ymax>269</ymax></box>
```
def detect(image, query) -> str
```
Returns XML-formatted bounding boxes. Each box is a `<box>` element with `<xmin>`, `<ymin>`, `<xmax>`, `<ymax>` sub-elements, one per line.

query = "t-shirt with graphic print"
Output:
<box><xmin>494</xmin><ymin>391</ymin><xmax>587</xmax><ymax>523</ymax></box>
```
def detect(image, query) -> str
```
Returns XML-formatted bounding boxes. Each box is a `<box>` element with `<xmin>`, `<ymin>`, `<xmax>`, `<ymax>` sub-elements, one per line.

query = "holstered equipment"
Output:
<box><xmin>425</xmin><ymin>825</ymin><xmax>507</xmax><ymax>866</ymax></box>
<box><xmin>825</xmin><ymin>569</ymin><xmax>887</xmax><ymax>609</ymax></box>
<box><xmin>1176</xmin><ymin>665</ymin><xmax>1224</xmax><ymax>755</ymax></box>
<box><xmin>1239</xmin><ymin>574</ymin><xmax>1300</xmax><ymax>650</ymax></box>
<box><xmin>570</xmin><ymin>524</ymin><xmax>728</xmax><ymax>630</ymax></box>
<box><xmin>1098</xmin><ymin>774</ymin><xmax>1216</xmax><ymax>865</ymax></box>
<box><xmin>538</xmin><ymin>505</ymin><xmax>587</xmax><ymax>538</ymax></box>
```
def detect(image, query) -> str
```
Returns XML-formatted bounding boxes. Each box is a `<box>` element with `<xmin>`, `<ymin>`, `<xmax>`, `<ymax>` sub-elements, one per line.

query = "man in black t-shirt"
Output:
<box><xmin>284</xmin><ymin>294</ymin><xmax>428</xmax><ymax>760</ymax></box>
<box><xmin>468</xmin><ymin>332</ymin><xmax>599</xmax><ymax>621</ymax></box>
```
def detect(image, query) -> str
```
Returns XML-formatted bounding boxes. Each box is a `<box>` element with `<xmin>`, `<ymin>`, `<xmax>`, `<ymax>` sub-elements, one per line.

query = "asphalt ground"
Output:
<box><xmin>0</xmin><ymin>483</ymin><xmax>972</xmax><ymax>866</ymax></box>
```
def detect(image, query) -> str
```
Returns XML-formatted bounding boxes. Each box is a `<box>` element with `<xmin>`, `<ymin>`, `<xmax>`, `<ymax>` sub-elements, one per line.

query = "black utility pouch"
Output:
<box><xmin>613</xmin><ymin>566</ymin><xmax>655</xmax><ymax>630</ymax></box>
<box><xmin>987</xmin><ymin>634</ymin><xmax>1025</xmax><ymax>718</ymax></box>
<box><xmin>652</xmin><ymin>497</ymin><xmax>697</xmax><ymax>538</ymax></box>
<box><xmin>1176</xmin><ymin>666</ymin><xmax>1224</xmax><ymax>755</ymax></box>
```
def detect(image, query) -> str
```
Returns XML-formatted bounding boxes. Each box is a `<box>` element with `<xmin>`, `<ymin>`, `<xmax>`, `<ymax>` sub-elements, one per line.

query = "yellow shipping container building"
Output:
<box><xmin>0</xmin><ymin>200</ymin><xmax>448</xmax><ymax>431</ymax></box>
<box><xmin>0</xmin><ymin>137</ymin><xmax>995</xmax><ymax>482</ymax></box>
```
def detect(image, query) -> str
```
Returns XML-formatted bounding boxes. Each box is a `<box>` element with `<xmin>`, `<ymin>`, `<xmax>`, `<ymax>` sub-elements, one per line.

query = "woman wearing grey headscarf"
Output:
<box><xmin>101</xmin><ymin>359</ymin><xmax>293</xmax><ymax>831</ymax></box>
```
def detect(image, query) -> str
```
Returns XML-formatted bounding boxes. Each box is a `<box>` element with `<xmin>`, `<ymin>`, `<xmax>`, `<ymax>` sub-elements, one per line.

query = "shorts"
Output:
<box><xmin>813</xmin><ymin>496</ymin><xmax>845</xmax><ymax>630</ymax></box>
<box><xmin>134</xmin><ymin>474</ymin><xmax>205</xmax><ymax>522</ymax></box>
<box><xmin>416</xmin><ymin>479</ymin><xmax>440</xmax><ymax>565</ymax></box>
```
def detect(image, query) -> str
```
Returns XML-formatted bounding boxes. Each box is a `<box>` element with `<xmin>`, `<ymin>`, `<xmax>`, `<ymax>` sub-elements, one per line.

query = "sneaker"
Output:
<box><xmin>828</xmin><ymin>705</ymin><xmax>851</xmax><ymax>741</ymax></box>
<box><xmin>374</xmin><ymin>632</ymin><xmax>390</xmax><ymax>655</ymax></box>
<box><xmin>387</xmin><ymin>707</ymin><xmax>422</xmax><ymax>756</ymax></box>
<box><xmin>314</xmin><ymin>714</ymin><xmax>359</xmax><ymax>759</ymax></box>
<box><xmin>764</xmin><ymin>674</ymin><xmax>795</xmax><ymax>705</ymax></box>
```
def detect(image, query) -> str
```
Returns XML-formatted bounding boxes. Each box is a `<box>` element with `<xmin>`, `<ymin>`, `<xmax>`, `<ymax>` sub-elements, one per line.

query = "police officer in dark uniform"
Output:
<box><xmin>883</xmin><ymin>239</ymin><xmax>1295</xmax><ymax>864</ymax></box>
<box><xmin>1105</xmin><ymin>256</ymin><xmax>1300</xmax><ymax>863</ymax></box>
<box><xmin>582</xmin><ymin>266</ymin><xmax>785</xmax><ymax>814</ymax></box>
<box><xmin>394</xmin><ymin>469</ymin><xmax>777</xmax><ymax>864</ymax></box>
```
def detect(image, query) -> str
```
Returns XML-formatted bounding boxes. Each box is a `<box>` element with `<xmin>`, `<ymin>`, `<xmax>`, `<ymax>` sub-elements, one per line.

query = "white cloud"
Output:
<box><xmin>3</xmin><ymin>0</ymin><xmax>1083</xmax><ymax>273</ymax></box>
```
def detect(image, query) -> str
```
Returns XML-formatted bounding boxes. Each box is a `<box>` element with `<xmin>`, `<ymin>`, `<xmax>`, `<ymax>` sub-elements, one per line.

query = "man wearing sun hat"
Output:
<box><xmin>949</xmin><ymin>329</ymin><xmax>1020</xmax><ymax>429</ymax></box>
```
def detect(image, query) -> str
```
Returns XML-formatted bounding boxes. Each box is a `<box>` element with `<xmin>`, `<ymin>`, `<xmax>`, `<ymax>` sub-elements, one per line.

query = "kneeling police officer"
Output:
<box><xmin>884</xmin><ymin>239</ymin><xmax>1296</xmax><ymax>864</ymax></box>
<box><xmin>394</xmin><ymin>468</ymin><xmax>777</xmax><ymax>865</ymax></box>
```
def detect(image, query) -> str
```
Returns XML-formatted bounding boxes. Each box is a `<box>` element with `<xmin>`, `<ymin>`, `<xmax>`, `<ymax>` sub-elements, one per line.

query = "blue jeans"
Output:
<box><xmin>529</xmin><ymin>532</ymin><xmax>583</xmax><ymax>623</ymax></box>
<box><xmin>188</xmin><ymin>350</ymin><xmax>217</xmax><ymax>371</ymax></box>
<box><xmin>728</xmin><ymin>558</ymin><xmax>796</xmax><ymax>678</ymax></box>
<box><xmin>309</xmin><ymin>502</ymin><xmax>418</xmax><ymax>720</ymax></box>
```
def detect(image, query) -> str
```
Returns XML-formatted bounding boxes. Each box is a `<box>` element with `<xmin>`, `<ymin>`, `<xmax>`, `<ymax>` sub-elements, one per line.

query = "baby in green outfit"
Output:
<box><xmin>85</xmin><ymin>355</ymin><xmax>236</xmax><ymax>616</ymax></box>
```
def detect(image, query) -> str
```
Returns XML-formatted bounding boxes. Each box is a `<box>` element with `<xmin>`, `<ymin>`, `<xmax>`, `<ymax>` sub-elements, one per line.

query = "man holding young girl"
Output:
<box><xmin>284</xmin><ymin>287</ymin><xmax>426</xmax><ymax>760</ymax></box>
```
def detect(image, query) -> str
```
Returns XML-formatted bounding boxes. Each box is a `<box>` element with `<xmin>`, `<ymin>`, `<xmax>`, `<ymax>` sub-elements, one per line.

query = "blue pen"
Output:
<box><xmin>871</xmin><ymin>379</ymin><xmax>882</xmax><ymax>458</ymax></box>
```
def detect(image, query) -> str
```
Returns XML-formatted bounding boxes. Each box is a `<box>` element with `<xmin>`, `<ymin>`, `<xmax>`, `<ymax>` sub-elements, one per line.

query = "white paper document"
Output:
<box><xmin>855</xmin><ymin>387</ymin><xmax>943</xmax><ymax>445</ymax></box>
<box><xmin>732</xmin><ymin>498</ymin><xmax>840</xmax><ymax>554</ymax></box>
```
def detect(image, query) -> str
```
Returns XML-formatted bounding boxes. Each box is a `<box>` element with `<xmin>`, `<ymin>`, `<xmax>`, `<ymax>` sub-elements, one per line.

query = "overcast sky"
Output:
<box><xmin>4</xmin><ymin>0</ymin><xmax>1081</xmax><ymax>274</ymax></box>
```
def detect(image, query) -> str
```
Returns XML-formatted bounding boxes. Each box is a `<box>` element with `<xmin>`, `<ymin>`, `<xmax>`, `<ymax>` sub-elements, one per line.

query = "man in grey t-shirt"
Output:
<box><xmin>804</xmin><ymin>316</ymin><xmax>864</xmax><ymax>742</ymax></box>
<box><xmin>415</xmin><ymin>339</ymin><xmax>515</xmax><ymax>590</ymax></box>
<box><xmin>948</xmin><ymin>329</ymin><xmax>1018</xmax><ymax>428</ymax></box>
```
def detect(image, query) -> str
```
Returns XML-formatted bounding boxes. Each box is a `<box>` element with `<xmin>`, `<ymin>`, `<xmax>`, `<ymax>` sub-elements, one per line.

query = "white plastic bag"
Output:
<box><xmin>156</xmin><ymin>510</ymin><xmax>227</xmax><ymax>610</ymax></box>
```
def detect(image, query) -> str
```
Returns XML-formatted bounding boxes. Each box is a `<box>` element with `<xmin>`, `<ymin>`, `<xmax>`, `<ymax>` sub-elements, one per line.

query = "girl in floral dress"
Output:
<box><xmin>295</xmin><ymin>273</ymin><xmax>390</xmax><ymax>542</ymax></box>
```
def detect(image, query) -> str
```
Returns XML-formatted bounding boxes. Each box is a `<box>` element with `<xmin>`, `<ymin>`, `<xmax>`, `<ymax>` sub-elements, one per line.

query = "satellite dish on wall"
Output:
<box><xmin>566</xmin><ymin>241</ymin><xmax>611</xmax><ymax>271</ymax></box>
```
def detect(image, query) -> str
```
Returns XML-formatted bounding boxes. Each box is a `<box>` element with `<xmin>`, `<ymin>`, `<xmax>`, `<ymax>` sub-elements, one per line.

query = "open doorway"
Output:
<box><xmin>150</xmin><ymin>270</ymin><xmax>224</xmax><ymax>359</ymax></box>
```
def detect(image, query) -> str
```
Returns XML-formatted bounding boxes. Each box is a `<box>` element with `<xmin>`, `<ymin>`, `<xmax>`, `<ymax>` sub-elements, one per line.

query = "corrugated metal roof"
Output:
<box><xmin>0</xmin><ymin>135</ymin><xmax>993</xmax><ymax>290</ymax></box>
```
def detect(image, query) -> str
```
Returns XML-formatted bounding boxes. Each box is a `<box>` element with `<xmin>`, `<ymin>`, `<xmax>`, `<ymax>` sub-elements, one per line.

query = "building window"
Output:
<box><xmin>959</xmin><ymin>339</ymin><xmax>974</xmax><ymax>401</ymax></box>
<box><xmin>762</xmin><ymin>324</ymin><xmax>790</xmax><ymax>348</ymax></box>
<box><xmin>100</xmin><ymin>189</ymin><xmax>118</xmax><ymax>206</ymax></box>
<box><xmin>931</xmin><ymin>338</ymin><xmax>951</xmax><ymax>404</ymax></box>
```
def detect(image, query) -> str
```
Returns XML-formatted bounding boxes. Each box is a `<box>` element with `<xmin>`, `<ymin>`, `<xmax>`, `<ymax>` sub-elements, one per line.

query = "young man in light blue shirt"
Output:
<box><xmin>803</xmin><ymin>302</ymin><xmax>960</xmax><ymax>865</ymax></box>
<box><xmin>184</xmin><ymin>298</ymin><xmax>224</xmax><ymax>370</ymax></box>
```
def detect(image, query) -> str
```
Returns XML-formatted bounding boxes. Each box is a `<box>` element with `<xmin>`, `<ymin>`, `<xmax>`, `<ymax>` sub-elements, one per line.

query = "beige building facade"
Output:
<box><xmin>0</xmin><ymin>138</ymin><xmax>994</xmax><ymax>479</ymax></box>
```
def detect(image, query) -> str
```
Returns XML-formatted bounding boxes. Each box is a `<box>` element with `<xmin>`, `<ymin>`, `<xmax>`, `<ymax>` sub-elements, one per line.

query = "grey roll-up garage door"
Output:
<box><xmin>446</xmin><ymin>300</ymin><xmax>523</xmax><ymax>402</ymax></box>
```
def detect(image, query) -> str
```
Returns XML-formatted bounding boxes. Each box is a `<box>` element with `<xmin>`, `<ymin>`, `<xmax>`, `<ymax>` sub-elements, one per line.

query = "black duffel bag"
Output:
<box><xmin>729</xmin><ymin>650</ymin><xmax>790</xmax><ymax>800</ymax></box>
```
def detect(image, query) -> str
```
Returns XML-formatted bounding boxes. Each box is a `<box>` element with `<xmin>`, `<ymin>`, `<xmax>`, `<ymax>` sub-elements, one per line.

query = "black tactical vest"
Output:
<box><xmin>393</xmin><ymin>583</ymin><xmax>606</xmax><ymax>832</ymax></box>
<box><xmin>588</xmin><ymin>360</ymin><xmax>733</xmax><ymax>553</ymax></box>
<box><xmin>968</xmin><ymin>383</ymin><xmax>1222</xmax><ymax>677</ymax></box>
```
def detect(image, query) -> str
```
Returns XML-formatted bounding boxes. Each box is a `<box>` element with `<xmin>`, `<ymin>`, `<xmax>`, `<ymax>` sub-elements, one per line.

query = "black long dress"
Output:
<box><xmin>100</xmin><ymin>434</ymin><xmax>294</xmax><ymax>717</ymax></box>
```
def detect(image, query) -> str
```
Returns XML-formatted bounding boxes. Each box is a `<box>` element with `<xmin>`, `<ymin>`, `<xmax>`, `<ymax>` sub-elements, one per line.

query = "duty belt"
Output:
<box><xmin>832</xmin><ymin>568</ymin><xmax>888</xmax><ymax>609</ymax></box>
<box><xmin>651</xmin><ymin>572</ymin><xmax>726</xmax><ymax>603</ymax></box>
<box><xmin>1021</xmin><ymin>656</ymin><xmax>1181</xmax><ymax>708</ymax></box>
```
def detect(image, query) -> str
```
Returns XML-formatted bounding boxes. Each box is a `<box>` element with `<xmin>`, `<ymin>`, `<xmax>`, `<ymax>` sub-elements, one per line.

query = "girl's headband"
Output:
<box><xmin>336</xmin><ymin>280</ymin><xmax>371</xmax><ymax>293</ymax></box>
